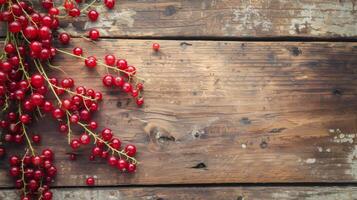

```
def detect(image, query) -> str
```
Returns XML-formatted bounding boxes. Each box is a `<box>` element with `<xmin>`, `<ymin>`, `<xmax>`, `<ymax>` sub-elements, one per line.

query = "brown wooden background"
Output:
<box><xmin>1</xmin><ymin>0</ymin><xmax>357</xmax><ymax>199</ymax></box>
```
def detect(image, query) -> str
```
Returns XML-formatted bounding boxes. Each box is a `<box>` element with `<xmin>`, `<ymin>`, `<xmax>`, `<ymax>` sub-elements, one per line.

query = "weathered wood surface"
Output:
<box><xmin>1</xmin><ymin>187</ymin><xmax>357</xmax><ymax>200</ymax></box>
<box><xmin>1</xmin><ymin>40</ymin><xmax>357</xmax><ymax>187</ymax></box>
<box><xmin>1</xmin><ymin>0</ymin><xmax>357</xmax><ymax>38</ymax></box>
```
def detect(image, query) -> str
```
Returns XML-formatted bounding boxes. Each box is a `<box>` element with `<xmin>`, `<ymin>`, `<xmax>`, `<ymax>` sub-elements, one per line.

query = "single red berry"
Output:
<box><xmin>70</xmin><ymin>114</ymin><xmax>79</xmax><ymax>124</ymax></box>
<box><xmin>4</xmin><ymin>43</ymin><xmax>15</xmax><ymax>54</ymax></box>
<box><xmin>104</xmin><ymin>0</ymin><xmax>115</xmax><ymax>9</ymax></box>
<box><xmin>70</xmin><ymin>139</ymin><xmax>81</xmax><ymax>150</ymax></box>
<box><xmin>108</xmin><ymin>156</ymin><xmax>117</xmax><ymax>166</ymax></box>
<box><xmin>111</xmin><ymin>138</ymin><xmax>121</xmax><ymax>149</ymax></box>
<box><xmin>28</xmin><ymin>179</ymin><xmax>38</xmax><ymax>190</ymax></box>
<box><xmin>43</xmin><ymin>191</ymin><xmax>53</xmax><ymax>200</ymax></box>
<box><xmin>88</xmin><ymin>29</ymin><xmax>100</xmax><ymax>40</ymax></box>
<box><xmin>89</xmin><ymin>121</ymin><xmax>98</xmax><ymax>130</ymax></box>
<box><xmin>101</xmin><ymin>128</ymin><xmax>113</xmax><ymax>141</ymax></box>
<box><xmin>88</xmin><ymin>10</ymin><xmax>99</xmax><ymax>21</ymax></box>
<box><xmin>125</xmin><ymin>144</ymin><xmax>137</xmax><ymax>157</ymax></box>
<box><xmin>30</xmin><ymin>41</ymin><xmax>42</xmax><ymax>53</ymax></box>
<box><xmin>32</xmin><ymin>156</ymin><xmax>43</xmax><ymax>166</ymax></box>
<box><xmin>114</xmin><ymin>76</ymin><xmax>125</xmax><ymax>87</ymax></box>
<box><xmin>152</xmin><ymin>43</ymin><xmax>160</xmax><ymax>51</ymax></box>
<box><xmin>122</xmin><ymin>82</ymin><xmax>132</xmax><ymax>93</ymax></box>
<box><xmin>32</xmin><ymin>134</ymin><xmax>41</xmax><ymax>144</ymax></box>
<box><xmin>49</xmin><ymin>7</ymin><xmax>60</xmax><ymax>15</ymax></box>
<box><xmin>80</xmin><ymin>133</ymin><xmax>91</xmax><ymax>145</ymax></box>
<box><xmin>116</xmin><ymin>59</ymin><xmax>128</xmax><ymax>70</ymax></box>
<box><xmin>92</xmin><ymin>147</ymin><xmax>102</xmax><ymax>156</ymax></box>
<box><xmin>10</xmin><ymin>166</ymin><xmax>20</xmax><ymax>177</ymax></box>
<box><xmin>104</xmin><ymin>54</ymin><xmax>116</xmax><ymax>66</ymax></box>
<box><xmin>31</xmin><ymin>74</ymin><xmax>45</xmax><ymax>88</ymax></box>
<box><xmin>9</xmin><ymin>21</ymin><xmax>22</xmax><ymax>33</ymax></box>
<box><xmin>59</xmin><ymin>32</ymin><xmax>71</xmax><ymax>44</ymax></box>
<box><xmin>85</xmin><ymin>56</ymin><xmax>97</xmax><ymax>68</ymax></box>
<box><xmin>20</xmin><ymin>114</ymin><xmax>31</xmax><ymax>124</ymax></box>
<box><xmin>73</xmin><ymin>47</ymin><xmax>83</xmax><ymax>56</ymax></box>
<box><xmin>38</xmin><ymin>26</ymin><xmax>52</xmax><ymax>40</ymax></box>
<box><xmin>69</xmin><ymin>8</ymin><xmax>80</xmax><ymax>17</ymax></box>
<box><xmin>31</xmin><ymin>93</ymin><xmax>44</xmax><ymax>106</ymax></box>
<box><xmin>136</xmin><ymin>97</ymin><xmax>144</xmax><ymax>107</ymax></box>
<box><xmin>0</xmin><ymin>147</ymin><xmax>5</xmax><ymax>157</ymax></box>
<box><xmin>117</xmin><ymin>159</ymin><xmax>128</xmax><ymax>171</ymax></box>
<box><xmin>9</xmin><ymin>155</ymin><xmax>20</xmax><ymax>166</ymax></box>
<box><xmin>86</xmin><ymin>177</ymin><xmax>95</xmax><ymax>186</ymax></box>
<box><xmin>127</xmin><ymin>163</ymin><xmax>136</xmax><ymax>173</ymax></box>
<box><xmin>42</xmin><ymin>149</ymin><xmax>54</xmax><ymax>161</ymax></box>
<box><xmin>52</xmin><ymin>108</ymin><xmax>64</xmax><ymax>119</ymax></box>
<box><xmin>102</xmin><ymin>74</ymin><xmax>114</xmax><ymax>87</ymax></box>
<box><xmin>136</xmin><ymin>83</ymin><xmax>144</xmax><ymax>91</ymax></box>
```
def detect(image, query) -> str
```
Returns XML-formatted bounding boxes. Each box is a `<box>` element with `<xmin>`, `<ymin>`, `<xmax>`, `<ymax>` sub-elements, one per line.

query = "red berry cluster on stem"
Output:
<box><xmin>0</xmin><ymin>0</ymin><xmax>144</xmax><ymax>199</ymax></box>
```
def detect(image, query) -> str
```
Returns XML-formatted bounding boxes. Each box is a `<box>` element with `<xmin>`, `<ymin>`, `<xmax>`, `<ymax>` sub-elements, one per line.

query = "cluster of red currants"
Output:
<box><xmin>0</xmin><ymin>0</ymin><xmax>144</xmax><ymax>199</ymax></box>
<box><xmin>9</xmin><ymin>150</ymin><xmax>56</xmax><ymax>200</ymax></box>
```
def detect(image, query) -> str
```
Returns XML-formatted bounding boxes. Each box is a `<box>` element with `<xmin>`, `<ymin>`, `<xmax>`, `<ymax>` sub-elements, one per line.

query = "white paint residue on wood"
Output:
<box><xmin>289</xmin><ymin>2</ymin><xmax>357</xmax><ymax>36</ymax></box>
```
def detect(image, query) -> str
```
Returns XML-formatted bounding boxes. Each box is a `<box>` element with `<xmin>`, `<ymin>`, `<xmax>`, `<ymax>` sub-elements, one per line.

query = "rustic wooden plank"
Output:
<box><xmin>1</xmin><ymin>0</ymin><xmax>357</xmax><ymax>38</ymax></box>
<box><xmin>1</xmin><ymin>187</ymin><xmax>357</xmax><ymax>200</ymax></box>
<box><xmin>1</xmin><ymin>40</ymin><xmax>357</xmax><ymax>187</ymax></box>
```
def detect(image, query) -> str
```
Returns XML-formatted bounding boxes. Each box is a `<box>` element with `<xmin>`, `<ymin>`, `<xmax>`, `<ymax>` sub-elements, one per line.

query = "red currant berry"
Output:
<box><xmin>136</xmin><ymin>97</ymin><xmax>144</xmax><ymax>107</ymax></box>
<box><xmin>9</xmin><ymin>155</ymin><xmax>20</xmax><ymax>166</ymax></box>
<box><xmin>32</xmin><ymin>156</ymin><xmax>43</xmax><ymax>166</ymax></box>
<box><xmin>9</xmin><ymin>21</ymin><xmax>22</xmax><ymax>33</ymax></box>
<box><xmin>88</xmin><ymin>29</ymin><xmax>100</xmax><ymax>40</ymax></box>
<box><xmin>89</xmin><ymin>121</ymin><xmax>98</xmax><ymax>130</ymax></box>
<box><xmin>69</xmin><ymin>8</ymin><xmax>80</xmax><ymax>17</ymax></box>
<box><xmin>31</xmin><ymin>74</ymin><xmax>45</xmax><ymax>88</ymax></box>
<box><xmin>52</xmin><ymin>108</ymin><xmax>64</xmax><ymax>119</ymax></box>
<box><xmin>20</xmin><ymin>114</ymin><xmax>31</xmax><ymax>124</ymax></box>
<box><xmin>92</xmin><ymin>147</ymin><xmax>102</xmax><ymax>156</ymax></box>
<box><xmin>104</xmin><ymin>54</ymin><xmax>116</xmax><ymax>66</ymax></box>
<box><xmin>86</xmin><ymin>177</ymin><xmax>95</xmax><ymax>186</ymax></box>
<box><xmin>70</xmin><ymin>139</ymin><xmax>81</xmax><ymax>150</ymax></box>
<box><xmin>104</xmin><ymin>0</ymin><xmax>115</xmax><ymax>9</ymax></box>
<box><xmin>88</xmin><ymin>10</ymin><xmax>99</xmax><ymax>21</ymax></box>
<box><xmin>111</xmin><ymin>138</ymin><xmax>121</xmax><ymax>149</ymax></box>
<box><xmin>73</xmin><ymin>47</ymin><xmax>83</xmax><ymax>56</ymax></box>
<box><xmin>122</xmin><ymin>82</ymin><xmax>132</xmax><ymax>93</ymax></box>
<box><xmin>101</xmin><ymin>128</ymin><xmax>113</xmax><ymax>141</ymax></box>
<box><xmin>102</xmin><ymin>74</ymin><xmax>114</xmax><ymax>87</ymax></box>
<box><xmin>43</xmin><ymin>191</ymin><xmax>53</xmax><ymax>200</ymax></box>
<box><xmin>117</xmin><ymin>159</ymin><xmax>128</xmax><ymax>171</ymax></box>
<box><xmin>85</xmin><ymin>56</ymin><xmax>97</xmax><ymax>68</ymax></box>
<box><xmin>59</xmin><ymin>32</ymin><xmax>70</xmax><ymax>44</ymax></box>
<box><xmin>116</xmin><ymin>59</ymin><xmax>128</xmax><ymax>70</ymax></box>
<box><xmin>42</xmin><ymin>149</ymin><xmax>54</xmax><ymax>161</ymax></box>
<box><xmin>49</xmin><ymin>7</ymin><xmax>60</xmax><ymax>15</ymax></box>
<box><xmin>127</xmin><ymin>163</ymin><xmax>136</xmax><ymax>173</ymax></box>
<box><xmin>125</xmin><ymin>144</ymin><xmax>136</xmax><ymax>157</ymax></box>
<box><xmin>108</xmin><ymin>156</ymin><xmax>117</xmax><ymax>166</ymax></box>
<box><xmin>80</xmin><ymin>133</ymin><xmax>91</xmax><ymax>145</ymax></box>
<box><xmin>152</xmin><ymin>43</ymin><xmax>160</xmax><ymax>51</ymax></box>
<box><xmin>0</xmin><ymin>147</ymin><xmax>5</xmax><ymax>157</ymax></box>
<box><xmin>32</xmin><ymin>134</ymin><xmax>41</xmax><ymax>144</ymax></box>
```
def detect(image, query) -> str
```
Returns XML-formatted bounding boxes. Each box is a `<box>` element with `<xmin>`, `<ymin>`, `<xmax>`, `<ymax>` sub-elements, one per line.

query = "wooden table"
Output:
<box><xmin>1</xmin><ymin>0</ymin><xmax>357</xmax><ymax>199</ymax></box>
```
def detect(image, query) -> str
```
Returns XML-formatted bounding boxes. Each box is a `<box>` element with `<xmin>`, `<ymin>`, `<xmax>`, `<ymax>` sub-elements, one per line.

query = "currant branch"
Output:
<box><xmin>0</xmin><ymin>1</ymin><xmax>147</xmax><ymax>199</ymax></box>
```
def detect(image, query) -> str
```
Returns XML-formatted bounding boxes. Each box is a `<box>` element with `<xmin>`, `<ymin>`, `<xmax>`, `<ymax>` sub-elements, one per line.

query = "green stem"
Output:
<box><xmin>18</xmin><ymin>107</ymin><xmax>35</xmax><ymax>156</ymax></box>
<box><xmin>78</xmin><ymin>122</ymin><xmax>138</xmax><ymax>164</ymax></box>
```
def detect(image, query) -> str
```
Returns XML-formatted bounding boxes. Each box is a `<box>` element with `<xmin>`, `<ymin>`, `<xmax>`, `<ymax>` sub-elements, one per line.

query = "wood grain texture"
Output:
<box><xmin>1</xmin><ymin>40</ymin><xmax>357</xmax><ymax>187</ymax></box>
<box><xmin>1</xmin><ymin>0</ymin><xmax>357</xmax><ymax>38</ymax></box>
<box><xmin>1</xmin><ymin>187</ymin><xmax>357</xmax><ymax>200</ymax></box>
